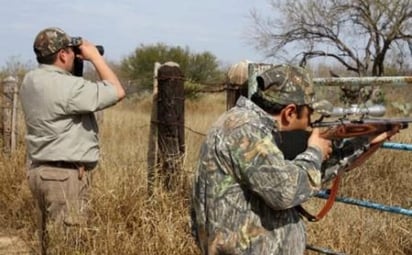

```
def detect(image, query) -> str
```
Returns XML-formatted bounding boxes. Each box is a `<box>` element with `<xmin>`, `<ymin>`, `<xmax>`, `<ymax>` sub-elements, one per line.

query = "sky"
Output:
<box><xmin>0</xmin><ymin>0</ymin><xmax>272</xmax><ymax>68</ymax></box>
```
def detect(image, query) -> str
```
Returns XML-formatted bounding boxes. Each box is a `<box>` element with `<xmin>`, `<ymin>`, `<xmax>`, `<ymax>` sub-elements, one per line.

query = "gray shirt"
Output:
<box><xmin>20</xmin><ymin>64</ymin><xmax>118</xmax><ymax>164</ymax></box>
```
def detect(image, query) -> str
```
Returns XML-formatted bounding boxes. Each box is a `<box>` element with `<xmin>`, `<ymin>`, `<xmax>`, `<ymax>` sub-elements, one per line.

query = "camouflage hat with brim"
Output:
<box><xmin>256</xmin><ymin>64</ymin><xmax>317</xmax><ymax>108</ymax></box>
<box><xmin>33</xmin><ymin>27</ymin><xmax>81</xmax><ymax>57</ymax></box>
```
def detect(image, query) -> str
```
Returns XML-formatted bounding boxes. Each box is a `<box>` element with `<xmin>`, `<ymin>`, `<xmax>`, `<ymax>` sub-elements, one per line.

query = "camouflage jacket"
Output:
<box><xmin>191</xmin><ymin>96</ymin><xmax>323</xmax><ymax>255</ymax></box>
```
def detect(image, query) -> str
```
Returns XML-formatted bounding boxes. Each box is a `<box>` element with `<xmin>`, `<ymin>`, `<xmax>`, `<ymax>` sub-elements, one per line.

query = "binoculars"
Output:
<box><xmin>71</xmin><ymin>37</ymin><xmax>105</xmax><ymax>76</ymax></box>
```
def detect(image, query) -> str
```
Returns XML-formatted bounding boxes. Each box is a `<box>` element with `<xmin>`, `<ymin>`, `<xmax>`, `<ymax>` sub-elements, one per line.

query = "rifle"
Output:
<box><xmin>274</xmin><ymin>103</ymin><xmax>412</xmax><ymax>221</ymax></box>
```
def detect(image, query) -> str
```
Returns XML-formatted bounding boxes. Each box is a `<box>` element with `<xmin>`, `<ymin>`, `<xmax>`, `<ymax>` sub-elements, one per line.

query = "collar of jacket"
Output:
<box><xmin>235</xmin><ymin>96</ymin><xmax>276</xmax><ymax>130</ymax></box>
<box><xmin>39</xmin><ymin>64</ymin><xmax>72</xmax><ymax>76</ymax></box>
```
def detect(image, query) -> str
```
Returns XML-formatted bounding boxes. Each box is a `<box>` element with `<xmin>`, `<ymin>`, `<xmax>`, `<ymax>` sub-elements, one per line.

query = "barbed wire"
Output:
<box><xmin>183</xmin><ymin>125</ymin><xmax>206</xmax><ymax>136</ymax></box>
<box><xmin>149</xmin><ymin>120</ymin><xmax>206</xmax><ymax>136</ymax></box>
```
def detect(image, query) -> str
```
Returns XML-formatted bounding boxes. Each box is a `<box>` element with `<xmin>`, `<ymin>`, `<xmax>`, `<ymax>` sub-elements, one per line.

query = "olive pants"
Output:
<box><xmin>27</xmin><ymin>165</ymin><xmax>91</xmax><ymax>254</ymax></box>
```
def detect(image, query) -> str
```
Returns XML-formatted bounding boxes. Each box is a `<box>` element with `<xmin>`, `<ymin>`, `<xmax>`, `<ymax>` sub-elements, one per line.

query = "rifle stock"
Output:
<box><xmin>313</xmin><ymin>118</ymin><xmax>410</xmax><ymax>139</ymax></box>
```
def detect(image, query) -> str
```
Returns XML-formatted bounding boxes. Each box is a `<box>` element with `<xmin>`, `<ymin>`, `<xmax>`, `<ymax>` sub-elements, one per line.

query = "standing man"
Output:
<box><xmin>20</xmin><ymin>27</ymin><xmax>126</xmax><ymax>254</ymax></box>
<box><xmin>191</xmin><ymin>64</ymin><xmax>395</xmax><ymax>254</ymax></box>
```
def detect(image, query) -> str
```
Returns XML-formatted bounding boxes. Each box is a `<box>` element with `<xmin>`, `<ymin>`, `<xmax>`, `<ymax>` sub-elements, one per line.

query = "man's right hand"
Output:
<box><xmin>76</xmin><ymin>39</ymin><xmax>126</xmax><ymax>101</ymax></box>
<box><xmin>76</xmin><ymin>39</ymin><xmax>102</xmax><ymax>62</ymax></box>
<box><xmin>308</xmin><ymin>128</ymin><xmax>332</xmax><ymax>161</ymax></box>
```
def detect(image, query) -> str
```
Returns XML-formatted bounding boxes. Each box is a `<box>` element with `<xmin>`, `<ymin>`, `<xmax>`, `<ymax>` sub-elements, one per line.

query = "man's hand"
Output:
<box><xmin>76</xmin><ymin>39</ymin><xmax>102</xmax><ymax>62</ymax></box>
<box><xmin>75</xmin><ymin>39</ymin><xmax>126</xmax><ymax>101</ymax></box>
<box><xmin>308</xmin><ymin>128</ymin><xmax>332</xmax><ymax>161</ymax></box>
<box><xmin>369</xmin><ymin>125</ymin><xmax>400</xmax><ymax>144</ymax></box>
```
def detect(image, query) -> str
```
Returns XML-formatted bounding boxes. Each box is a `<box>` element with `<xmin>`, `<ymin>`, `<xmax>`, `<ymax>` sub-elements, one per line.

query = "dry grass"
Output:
<box><xmin>0</xmin><ymin>92</ymin><xmax>411</xmax><ymax>254</ymax></box>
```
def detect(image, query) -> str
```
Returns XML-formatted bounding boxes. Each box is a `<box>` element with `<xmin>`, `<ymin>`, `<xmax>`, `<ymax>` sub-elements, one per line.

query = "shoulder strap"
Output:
<box><xmin>296</xmin><ymin>173</ymin><xmax>342</xmax><ymax>222</ymax></box>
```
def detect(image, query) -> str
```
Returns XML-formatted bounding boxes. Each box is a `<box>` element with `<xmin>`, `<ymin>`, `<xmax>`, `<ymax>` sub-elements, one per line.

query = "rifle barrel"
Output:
<box><xmin>313</xmin><ymin>76</ymin><xmax>412</xmax><ymax>87</ymax></box>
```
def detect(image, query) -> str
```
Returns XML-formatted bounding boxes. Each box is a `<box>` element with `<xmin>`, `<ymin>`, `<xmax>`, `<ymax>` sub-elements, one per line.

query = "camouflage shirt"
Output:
<box><xmin>191</xmin><ymin>96</ymin><xmax>323</xmax><ymax>255</ymax></box>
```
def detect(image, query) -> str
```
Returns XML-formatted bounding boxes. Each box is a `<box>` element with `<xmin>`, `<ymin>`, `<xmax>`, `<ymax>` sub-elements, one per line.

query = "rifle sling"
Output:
<box><xmin>297</xmin><ymin>142</ymin><xmax>382</xmax><ymax>222</ymax></box>
<box><xmin>297</xmin><ymin>172</ymin><xmax>342</xmax><ymax>222</ymax></box>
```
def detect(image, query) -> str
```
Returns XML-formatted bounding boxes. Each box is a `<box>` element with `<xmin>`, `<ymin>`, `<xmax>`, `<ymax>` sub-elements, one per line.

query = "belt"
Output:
<box><xmin>34</xmin><ymin>161</ymin><xmax>79</xmax><ymax>169</ymax></box>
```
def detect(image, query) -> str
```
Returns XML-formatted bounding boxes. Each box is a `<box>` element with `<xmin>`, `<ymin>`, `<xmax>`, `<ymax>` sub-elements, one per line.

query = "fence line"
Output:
<box><xmin>3</xmin><ymin>64</ymin><xmax>412</xmax><ymax>254</ymax></box>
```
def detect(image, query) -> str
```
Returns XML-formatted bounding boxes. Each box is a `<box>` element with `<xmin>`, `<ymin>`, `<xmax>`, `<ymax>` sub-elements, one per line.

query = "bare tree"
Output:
<box><xmin>249</xmin><ymin>0</ymin><xmax>412</xmax><ymax>76</ymax></box>
<box><xmin>0</xmin><ymin>56</ymin><xmax>34</xmax><ymax>82</ymax></box>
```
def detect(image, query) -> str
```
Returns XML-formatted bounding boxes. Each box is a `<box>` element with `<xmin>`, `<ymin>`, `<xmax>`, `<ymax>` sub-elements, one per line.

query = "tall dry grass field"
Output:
<box><xmin>0</xmin><ymin>91</ymin><xmax>411</xmax><ymax>254</ymax></box>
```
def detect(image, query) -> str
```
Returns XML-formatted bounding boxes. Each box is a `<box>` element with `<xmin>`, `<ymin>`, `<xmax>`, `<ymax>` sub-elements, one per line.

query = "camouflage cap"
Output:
<box><xmin>33</xmin><ymin>27</ymin><xmax>81</xmax><ymax>57</ymax></box>
<box><xmin>256</xmin><ymin>64</ymin><xmax>317</xmax><ymax>107</ymax></box>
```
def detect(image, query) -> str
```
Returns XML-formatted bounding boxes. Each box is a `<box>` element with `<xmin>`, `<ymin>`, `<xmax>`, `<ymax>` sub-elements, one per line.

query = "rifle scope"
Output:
<box><xmin>325</xmin><ymin>104</ymin><xmax>386</xmax><ymax>117</ymax></box>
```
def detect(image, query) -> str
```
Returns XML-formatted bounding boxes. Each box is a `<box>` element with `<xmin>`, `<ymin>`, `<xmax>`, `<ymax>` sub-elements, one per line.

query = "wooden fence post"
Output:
<box><xmin>2</xmin><ymin>76</ymin><xmax>18</xmax><ymax>154</ymax></box>
<box><xmin>156</xmin><ymin>62</ymin><xmax>185</xmax><ymax>191</ymax></box>
<box><xmin>147</xmin><ymin>62</ymin><xmax>161</xmax><ymax>195</ymax></box>
<box><xmin>226</xmin><ymin>84</ymin><xmax>248</xmax><ymax>110</ymax></box>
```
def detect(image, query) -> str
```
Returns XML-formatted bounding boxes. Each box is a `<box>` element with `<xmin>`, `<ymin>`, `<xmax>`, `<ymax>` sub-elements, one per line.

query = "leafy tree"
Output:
<box><xmin>187</xmin><ymin>52</ymin><xmax>222</xmax><ymax>83</ymax></box>
<box><xmin>249</xmin><ymin>0</ymin><xmax>412</xmax><ymax>76</ymax></box>
<box><xmin>120</xmin><ymin>43</ymin><xmax>224</xmax><ymax>92</ymax></box>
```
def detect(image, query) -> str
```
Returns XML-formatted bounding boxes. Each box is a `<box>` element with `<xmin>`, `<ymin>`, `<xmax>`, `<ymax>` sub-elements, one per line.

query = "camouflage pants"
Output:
<box><xmin>27</xmin><ymin>165</ymin><xmax>91</xmax><ymax>254</ymax></box>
